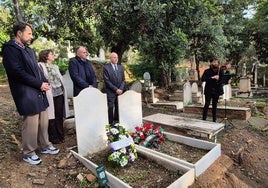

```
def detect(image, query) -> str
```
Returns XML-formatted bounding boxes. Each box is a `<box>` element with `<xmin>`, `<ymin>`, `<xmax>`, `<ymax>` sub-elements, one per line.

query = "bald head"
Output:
<box><xmin>110</xmin><ymin>52</ymin><xmax>118</xmax><ymax>64</ymax></box>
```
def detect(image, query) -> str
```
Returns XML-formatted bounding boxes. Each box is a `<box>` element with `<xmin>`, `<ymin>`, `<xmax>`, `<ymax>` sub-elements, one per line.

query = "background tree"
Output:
<box><xmin>1</xmin><ymin>0</ymin><xmax>102</xmax><ymax>56</ymax></box>
<box><xmin>93</xmin><ymin>0</ymin><xmax>146</xmax><ymax>64</ymax></box>
<box><xmin>221</xmin><ymin>0</ymin><xmax>256</xmax><ymax>75</ymax></box>
<box><xmin>137</xmin><ymin>1</ymin><xmax>188</xmax><ymax>88</ymax></box>
<box><xmin>183</xmin><ymin>0</ymin><xmax>228</xmax><ymax>80</ymax></box>
<box><xmin>250</xmin><ymin>0</ymin><xmax>268</xmax><ymax>64</ymax></box>
<box><xmin>0</xmin><ymin>4</ymin><xmax>11</xmax><ymax>51</ymax></box>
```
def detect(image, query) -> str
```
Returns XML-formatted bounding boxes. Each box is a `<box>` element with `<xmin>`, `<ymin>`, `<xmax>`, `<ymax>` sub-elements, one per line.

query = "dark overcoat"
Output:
<box><xmin>68</xmin><ymin>57</ymin><xmax>97</xmax><ymax>97</ymax></box>
<box><xmin>2</xmin><ymin>40</ymin><xmax>49</xmax><ymax>115</ymax></box>
<box><xmin>201</xmin><ymin>66</ymin><xmax>224</xmax><ymax>96</ymax></box>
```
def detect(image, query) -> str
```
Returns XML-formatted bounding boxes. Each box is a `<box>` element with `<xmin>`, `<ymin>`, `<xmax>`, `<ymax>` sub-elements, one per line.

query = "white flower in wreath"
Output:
<box><xmin>119</xmin><ymin>135</ymin><xmax>127</xmax><ymax>140</ymax></box>
<box><xmin>110</xmin><ymin>128</ymin><xmax>119</xmax><ymax>135</ymax></box>
<box><xmin>120</xmin><ymin>157</ymin><xmax>128</xmax><ymax>167</ymax></box>
<box><xmin>111</xmin><ymin>151</ymin><xmax>120</xmax><ymax>159</ymax></box>
<box><xmin>120</xmin><ymin>147</ymin><xmax>126</xmax><ymax>154</ymax></box>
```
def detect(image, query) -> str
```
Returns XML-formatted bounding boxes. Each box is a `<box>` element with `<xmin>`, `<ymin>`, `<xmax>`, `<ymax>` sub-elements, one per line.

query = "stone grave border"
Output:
<box><xmin>71</xmin><ymin>147</ymin><xmax>195</xmax><ymax>188</ymax></box>
<box><xmin>136</xmin><ymin>132</ymin><xmax>221</xmax><ymax>177</ymax></box>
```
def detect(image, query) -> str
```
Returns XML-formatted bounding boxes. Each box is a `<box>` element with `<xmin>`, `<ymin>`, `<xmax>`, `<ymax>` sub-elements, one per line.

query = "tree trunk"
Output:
<box><xmin>193</xmin><ymin>53</ymin><xmax>201</xmax><ymax>80</ymax></box>
<box><xmin>111</xmin><ymin>42</ymin><xmax>128</xmax><ymax>65</ymax></box>
<box><xmin>13</xmin><ymin>0</ymin><xmax>24</xmax><ymax>22</ymax></box>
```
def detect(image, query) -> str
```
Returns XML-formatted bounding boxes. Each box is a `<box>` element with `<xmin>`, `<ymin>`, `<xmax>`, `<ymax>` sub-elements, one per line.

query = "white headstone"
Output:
<box><xmin>73</xmin><ymin>88</ymin><xmax>108</xmax><ymax>156</ymax></box>
<box><xmin>62</xmin><ymin>70</ymin><xmax>74</xmax><ymax>99</ymax></box>
<box><xmin>99</xmin><ymin>48</ymin><xmax>105</xmax><ymax>61</ymax></box>
<box><xmin>222</xmin><ymin>84</ymin><xmax>232</xmax><ymax>100</ymax></box>
<box><xmin>129</xmin><ymin>80</ymin><xmax>142</xmax><ymax>93</ymax></box>
<box><xmin>191</xmin><ymin>82</ymin><xmax>198</xmax><ymax>94</ymax></box>
<box><xmin>118</xmin><ymin>90</ymin><xmax>143</xmax><ymax>132</ymax></box>
<box><xmin>183</xmin><ymin>81</ymin><xmax>192</xmax><ymax>105</ymax></box>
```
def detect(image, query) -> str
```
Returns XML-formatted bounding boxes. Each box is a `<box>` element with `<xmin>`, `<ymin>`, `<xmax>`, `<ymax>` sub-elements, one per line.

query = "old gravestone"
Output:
<box><xmin>129</xmin><ymin>80</ymin><xmax>142</xmax><ymax>93</ymax></box>
<box><xmin>183</xmin><ymin>81</ymin><xmax>192</xmax><ymax>105</ymax></box>
<box><xmin>143</xmin><ymin>72</ymin><xmax>159</xmax><ymax>103</ymax></box>
<box><xmin>73</xmin><ymin>88</ymin><xmax>108</xmax><ymax>156</ymax></box>
<box><xmin>191</xmin><ymin>82</ymin><xmax>198</xmax><ymax>94</ymax></box>
<box><xmin>62</xmin><ymin>70</ymin><xmax>74</xmax><ymax>99</ymax></box>
<box><xmin>143</xmin><ymin>72</ymin><xmax>151</xmax><ymax>87</ymax></box>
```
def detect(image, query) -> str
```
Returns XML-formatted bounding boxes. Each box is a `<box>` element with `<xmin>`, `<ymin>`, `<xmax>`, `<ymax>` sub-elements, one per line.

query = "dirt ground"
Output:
<box><xmin>0</xmin><ymin>83</ymin><xmax>268</xmax><ymax>188</ymax></box>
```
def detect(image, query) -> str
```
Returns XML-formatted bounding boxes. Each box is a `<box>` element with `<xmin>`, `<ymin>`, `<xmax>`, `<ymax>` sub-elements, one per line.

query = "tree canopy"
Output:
<box><xmin>0</xmin><ymin>0</ymin><xmax>266</xmax><ymax>87</ymax></box>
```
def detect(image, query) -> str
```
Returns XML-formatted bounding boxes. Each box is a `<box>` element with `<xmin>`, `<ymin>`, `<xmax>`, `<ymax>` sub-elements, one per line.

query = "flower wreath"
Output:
<box><xmin>131</xmin><ymin>122</ymin><xmax>165</xmax><ymax>148</ymax></box>
<box><xmin>106</xmin><ymin>123</ymin><xmax>138</xmax><ymax>167</ymax></box>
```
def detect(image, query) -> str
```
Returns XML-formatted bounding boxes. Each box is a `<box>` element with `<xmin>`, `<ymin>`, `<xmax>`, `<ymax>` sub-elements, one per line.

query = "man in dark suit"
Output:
<box><xmin>68</xmin><ymin>46</ymin><xmax>97</xmax><ymax>97</ymax></box>
<box><xmin>103</xmin><ymin>52</ymin><xmax>126</xmax><ymax>124</ymax></box>
<box><xmin>2</xmin><ymin>22</ymin><xmax>59</xmax><ymax>165</ymax></box>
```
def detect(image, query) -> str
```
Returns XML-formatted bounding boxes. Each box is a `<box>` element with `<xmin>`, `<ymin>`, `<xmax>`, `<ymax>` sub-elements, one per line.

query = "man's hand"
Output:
<box><xmin>211</xmin><ymin>75</ymin><xmax>219</xmax><ymax>80</ymax></box>
<box><xmin>40</xmin><ymin>82</ymin><xmax>51</xmax><ymax>91</ymax></box>
<box><xmin>116</xmin><ymin>89</ymin><xmax>123</xmax><ymax>95</ymax></box>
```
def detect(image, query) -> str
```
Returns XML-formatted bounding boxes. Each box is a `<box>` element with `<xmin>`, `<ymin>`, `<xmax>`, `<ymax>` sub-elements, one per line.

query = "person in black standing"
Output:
<box><xmin>201</xmin><ymin>57</ymin><xmax>223</xmax><ymax>122</ymax></box>
<box><xmin>68</xmin><ymin>46</ymin><xmax>97</xmax><ymax>97</ymax></box>
<box><xmin>103</xmin><ymin>52</ymin><xmax>126</xmax><ymax>124</ymax></box>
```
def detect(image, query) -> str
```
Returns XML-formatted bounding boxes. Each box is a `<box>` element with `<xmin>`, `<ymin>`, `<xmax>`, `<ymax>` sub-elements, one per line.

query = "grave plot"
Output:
<box><xmin>72</xmin><ymin>148</ymin><xmax>194</xmax><ymax>188</ymax></box>
<box><xmin>135</xmin><ymin>132</ymin><xmax>221</xmax><ymax>177</ymax></box>
<box><xmin>118</xmin><ymin>90</ymin><xmax>222</xmax><ymax>177</ymax></box>
<box><xmin>72</xmin><ymin>88</ymin><xmax>195</xmax><ymax>188</ymax></box>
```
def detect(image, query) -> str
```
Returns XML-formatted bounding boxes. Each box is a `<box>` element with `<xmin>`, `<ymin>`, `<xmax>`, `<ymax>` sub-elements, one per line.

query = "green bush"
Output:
<box><xmin>0</xmin><ymin>61</ymin><xmax>7</xmax><ymax>82</ymax></box>
<box><xmin>127</xmin><ymin>62</ymin><xmax>159</xmax><ymax>83</ymax></box>
<box><xmin>54</xmin><ymin>58</ymin><xmax>69</xmax><ymax>75</ymax></box>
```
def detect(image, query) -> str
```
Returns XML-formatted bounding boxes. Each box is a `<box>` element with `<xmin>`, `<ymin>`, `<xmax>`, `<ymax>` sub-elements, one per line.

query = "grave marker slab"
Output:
<box><xmin>129</xmin><ymin>80</ymin><xmax>142</xmax><ymax>93</ymax></box>
<box><xmin>62</xmin><ymin>70</ymin><xmax>74</xmax><ymax>99</ymax></box>
<box><xmin>183</xmin><ymin>81</ymin><xmax>192</xmax><ymax>104</ymax></box>
<box><xmin>118</xmin><ymin>90</ymin><xmax>143</xmax><ymax>131</ymax></box>
<box><xmin>73</xmin><ymin>88</ymin><xmax>108</xmax><ymax>156</ymax></box>
<box><xmin>143</xmin><ymin>72</ymin><xmax>151</xmax><ymax>87</ymax></box>
<box><xmin>191</xmin><ymin>82</ymin><xmax>198</xmax><ymax>94</ymax></box>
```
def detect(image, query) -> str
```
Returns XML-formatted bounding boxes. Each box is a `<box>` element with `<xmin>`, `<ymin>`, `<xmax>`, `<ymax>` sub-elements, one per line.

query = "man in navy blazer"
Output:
<box><xmin>68</xmin><ymin>46</ymin><xmax>97</xmax><ymax>97</ymax></box>
<box><xmin>2</xmin><ymin>22</ymin><xmax>59</xmax><ymax>165</ymax></box>
<box><xmin>103</xmin><ymin>52</ymin><xmax>126</xmax><ymax>124</ymax></box>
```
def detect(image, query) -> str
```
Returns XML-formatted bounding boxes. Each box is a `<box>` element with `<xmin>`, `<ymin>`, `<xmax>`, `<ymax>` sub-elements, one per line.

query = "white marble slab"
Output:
<box><xmin>73</xmin><ymin>88</ymin><xmax>108</xmax><ymax>156</ymax></box>
<box><xmin>143</xmin><ymin>113</ymin><xmax>224</xmax><ymax>138</ymax></box>
<box><xmin>118</xmin><ymin>90</ymin><xmax>143</xmax><ymax>132</ymax></box>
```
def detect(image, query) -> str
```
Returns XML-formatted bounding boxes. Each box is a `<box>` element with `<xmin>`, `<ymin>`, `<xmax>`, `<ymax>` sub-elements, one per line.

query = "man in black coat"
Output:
<box><xmin>201</xmin><ymin>57</ymin><xmax>223</xmax><ymax>122</ymax></box>
<box><xmin>2</xmin><ymin>22</ymin><xmax>59</xmax><ymax>165</ymax></box>
<box><xmin>68</xmin><ymin>46</ymin><xmax>97</xmax><ymax>97</ymax></box>
<box><xmin>103</xmin><ymin>52</ymin><xmax>126</xmax><ymax>124</ymax></box>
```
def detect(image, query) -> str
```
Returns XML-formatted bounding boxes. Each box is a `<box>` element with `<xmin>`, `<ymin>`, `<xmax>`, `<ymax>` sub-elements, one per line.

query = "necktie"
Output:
<box><xmin>113</xmin><ymin>64</ymin><xmax>118</xmax><ymax>76</ymax></box>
